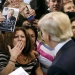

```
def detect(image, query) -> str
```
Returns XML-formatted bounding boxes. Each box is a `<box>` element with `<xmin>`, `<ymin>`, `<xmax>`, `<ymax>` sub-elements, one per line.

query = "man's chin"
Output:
<box><xmin>53</xmin><ymin>8</ymin><xmax>60</xmax><ymax>12</ymax></box>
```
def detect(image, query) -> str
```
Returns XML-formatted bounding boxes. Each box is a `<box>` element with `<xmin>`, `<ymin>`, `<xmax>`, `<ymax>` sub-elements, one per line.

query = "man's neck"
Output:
<box><xmin>48</xmin><ymin>40</ymin><xmax>58</xmax><ymax>49</ymax></box>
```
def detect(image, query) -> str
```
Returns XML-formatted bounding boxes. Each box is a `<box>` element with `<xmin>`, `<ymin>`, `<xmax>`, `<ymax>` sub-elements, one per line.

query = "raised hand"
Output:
<box><xmin>0</xmin><ymin>15</ymin><xmax>6</xmax><ymax>22</ymax></box>
<box><xmin>8</xmin><ymin>41</ymin><xmax>25</xmax><ymax>61</ymax></box>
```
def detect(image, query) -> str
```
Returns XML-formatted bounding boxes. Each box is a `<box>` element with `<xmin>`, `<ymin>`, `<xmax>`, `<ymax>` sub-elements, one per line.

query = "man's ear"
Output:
<box><xmin>48</xmin><ymin>34</ymin><xmax>51</xmax><ymax>41</ymax></box>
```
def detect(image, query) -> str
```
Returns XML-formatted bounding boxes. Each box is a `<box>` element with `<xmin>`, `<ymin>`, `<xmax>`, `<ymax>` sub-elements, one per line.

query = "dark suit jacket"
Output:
<box><xmin>4</xmin><ymin>15</ymin><xmax>16</xmax><ymax>26</ymax></box>
<box><xmin>47</xmin><ymin>40</ymin><xmax>75</xmax><ymax>75</ymax></box>
<box><xmin>1</xmin><ymin>15</ymin><xmax>16</xmax><ymax>32</ymax></box>
<box><xmin>4</xmin><ymin>15</ymin><xmax>16</xmax><ymax>21</ymax></box>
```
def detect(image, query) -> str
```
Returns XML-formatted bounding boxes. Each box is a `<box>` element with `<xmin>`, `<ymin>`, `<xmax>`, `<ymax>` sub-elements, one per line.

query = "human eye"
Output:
<box><xmin>72</xmin><ymin>26</ymin><xmax>75</xmax><ymax>29</ymax></box>
<box><xmin>67</xmin><ymin>7</ymin><xmax>71</xmax><ymax>10</ymax></box>
<box><xmin>31</xmin><ymin>35</ymin><xmax>35</xmax><ymax>38</ymax></box>
<box><xmin>52</xmin><ymin>0</ymin><xmax>55</xmax><ymax>2</ymax></box>
<box><xmin>14</xmin><ymin>35</ymin><xmax>18</xmax><ymax>38</ymax></box>
<box><xmin>21</xmin><ymin>35</ymin><xmax>25</xmax><ymax>38</ymax></box>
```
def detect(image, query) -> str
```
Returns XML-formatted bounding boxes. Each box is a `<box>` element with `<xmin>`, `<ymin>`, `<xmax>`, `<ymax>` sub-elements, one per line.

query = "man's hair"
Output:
<box><xmin>38</xmin><ymin>12</ymin><xmax>73</xmax><ymax>42</ymax></box>
<box><xmin>71</xmin><ymin>17</ymin><xmax>75</xmax><ymax>23</ymax></box>
<box><xmin>7</xmin><ymin>9</ymin><xmax>14</xmax><ymax>14</ymax></box>
<box><xmin>63</xmin><ymin>0</ymin><xmax>73</xmax><ymax>6</ymax></box>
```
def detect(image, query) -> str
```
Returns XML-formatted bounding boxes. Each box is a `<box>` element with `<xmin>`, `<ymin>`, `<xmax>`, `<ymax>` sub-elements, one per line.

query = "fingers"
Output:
<box><xmin>33</xmin><ymin>51</ymin><xmax>39</xmax><ymax>56</ymax></box>
<box><xmin>15</xmin><ymin>41</ymin><xmax>25</xmax><ymax>51</ymax></box>
<box><xmin>18</xmin><ymin>41</ymin><xmax>24</xmax><ymax>50</ymax></box>
<box><xmin>0</xmin><ymin>16</ymin><xmax>6</xmax><ymax>21</ymax></box>
<box><xmin>7</xmin><ymin>45</ymin><xmax>11</xmax><ymax>52</ymax></box>
<box><xmin>32</xmin><ymin>50</ymin><xmax>39</xmax><ymax>58</ymax></box>
<box><xmin>20</xmin><ymin>42</ymin><xmax>25</xmax><ymax>51</ymax></box>
<box><xmin>30</xmin><ymin>9</ymin><xmax>36</xmax><ymax>16</ymax></box>
<box><xmin>19</xmin><ymin>6</ymin><xmax>26</xmax><ymax>13</ymax></box>
<box><xmin>7</xmin><ymin>41</ymin><xmax>25</xmax><ymax>60</ymax></box>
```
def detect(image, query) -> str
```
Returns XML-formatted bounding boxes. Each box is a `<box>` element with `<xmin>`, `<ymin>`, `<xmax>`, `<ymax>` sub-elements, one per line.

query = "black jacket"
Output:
<box><xmin>47</xmin><ymin>40</ymin><xmax>75</xmax><ymax>75</ymax></box>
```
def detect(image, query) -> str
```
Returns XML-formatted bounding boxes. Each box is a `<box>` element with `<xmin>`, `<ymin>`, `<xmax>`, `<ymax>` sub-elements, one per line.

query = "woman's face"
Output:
<box><xmin>27</xmin><ymin>29</ymin><xmax>36</xmax><ymax>45</ymax></box>
<box><xmin>13</xmin><ymin>30</ymin><xmax>26</xmax><ymax>47</ymax></box>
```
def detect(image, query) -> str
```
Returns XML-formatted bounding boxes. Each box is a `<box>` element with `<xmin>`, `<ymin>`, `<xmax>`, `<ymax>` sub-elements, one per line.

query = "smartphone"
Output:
<box><xmin>26</xmin><ymin>5</ymin><xmax>35</xmax><ymax>22</ymax></box>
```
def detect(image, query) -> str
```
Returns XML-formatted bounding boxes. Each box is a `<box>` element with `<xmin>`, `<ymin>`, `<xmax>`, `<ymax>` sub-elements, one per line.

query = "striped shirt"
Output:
<box><xmin>0</xmin><ymin>52</ymin><xmax>39</xmax><ymax>75</ymax></box>
<box><xmin>36</xmin><ymin>41</ymin><xmax>54</xmax><ymax>74</ymax></box>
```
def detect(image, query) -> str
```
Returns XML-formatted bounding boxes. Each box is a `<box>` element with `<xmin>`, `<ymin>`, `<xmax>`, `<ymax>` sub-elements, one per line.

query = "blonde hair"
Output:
<box><xmin>38</xmin><ymin>12</ymin><xmax>73</xmax><ymax>42</ymax></box>
<box><xmin>7</xmin><ymin>9</ymin><xmax>14</xmax><ymax>15</ymax></box>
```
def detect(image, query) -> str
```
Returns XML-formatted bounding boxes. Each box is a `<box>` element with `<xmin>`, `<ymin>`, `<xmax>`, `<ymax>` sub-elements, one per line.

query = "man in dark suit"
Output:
<box><xmin>4</xmin><ymin>9</ymin><xmax>16</xmax><ymax>22</ymax></box>
<box><xmin>38</xmin><ymin>12</ymin><xmax>75</xmax><ymax>75</ymax></box>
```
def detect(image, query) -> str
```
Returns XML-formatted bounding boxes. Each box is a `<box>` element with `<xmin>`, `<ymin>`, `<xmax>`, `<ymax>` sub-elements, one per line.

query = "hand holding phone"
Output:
<box><xmin>26</xmin><ymin>5</ymin><xmax>35</xmax><ymax>22</ymax></box>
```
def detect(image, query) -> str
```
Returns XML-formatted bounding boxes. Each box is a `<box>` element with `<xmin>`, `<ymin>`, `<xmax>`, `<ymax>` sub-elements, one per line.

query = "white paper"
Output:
<box><xmin>9</xmin><ymin>67</ymin><xmax>29</xmax><ymax>75</ymax></box>
<box><xmin>23</xmin><ymin>0</ymin><xmax>31</xmax><ymax>4</ymax></box>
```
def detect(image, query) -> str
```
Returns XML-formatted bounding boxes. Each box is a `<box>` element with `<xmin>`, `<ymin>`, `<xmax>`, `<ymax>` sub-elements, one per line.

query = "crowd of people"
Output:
<box><xmin>0</xmin><ymin>0</ymin><xmax>75</xmax><ymax>75</ymax></box>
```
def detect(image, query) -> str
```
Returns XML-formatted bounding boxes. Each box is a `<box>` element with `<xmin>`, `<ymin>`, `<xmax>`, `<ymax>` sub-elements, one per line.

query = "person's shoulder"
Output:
<box><xmin>0</xmin><ymin>51</ymin><xmax>9</xmax><ymax>58</ymax></box>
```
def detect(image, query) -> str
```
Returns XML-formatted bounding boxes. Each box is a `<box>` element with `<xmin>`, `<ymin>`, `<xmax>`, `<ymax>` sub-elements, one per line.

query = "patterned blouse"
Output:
<box><xmin>0</xmin><ymin>52</ymin><xmax>40</xmax><ymax>75</ymax></box>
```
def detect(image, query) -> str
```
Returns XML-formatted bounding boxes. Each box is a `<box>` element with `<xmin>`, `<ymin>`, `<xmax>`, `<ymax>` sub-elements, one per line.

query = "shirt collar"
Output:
<box><xmin>7</xmin><ymin>16</ymin><xmax>9</xmax><ymax>19</ymax></box>
<box><xmin>54</xmin><ymin>38</ymin><xmax>71</xmax><ymax>56</ymax></box>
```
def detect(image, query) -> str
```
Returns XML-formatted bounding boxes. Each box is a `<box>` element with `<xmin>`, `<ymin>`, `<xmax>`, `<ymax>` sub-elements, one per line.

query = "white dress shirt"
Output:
<box><xmin>54</xmin><ymin>38</ymin><xmax>71</xmax><ymax>56</ymax></box>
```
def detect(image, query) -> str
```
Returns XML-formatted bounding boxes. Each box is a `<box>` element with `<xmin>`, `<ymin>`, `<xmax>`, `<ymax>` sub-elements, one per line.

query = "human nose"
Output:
<box><xmin>18</xmin><ymin>36</ymin><xmax>22</xmax><ymax>41</ymax></box>
<box><xmin>73</xmin><ymin>29</ymin><xmax>75</xmax><ymax>32</ymax></box>
<box><xmin>71</xmin><ymin>8</ymin><xmax>75</xmax><ymax>12</ymax></box>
